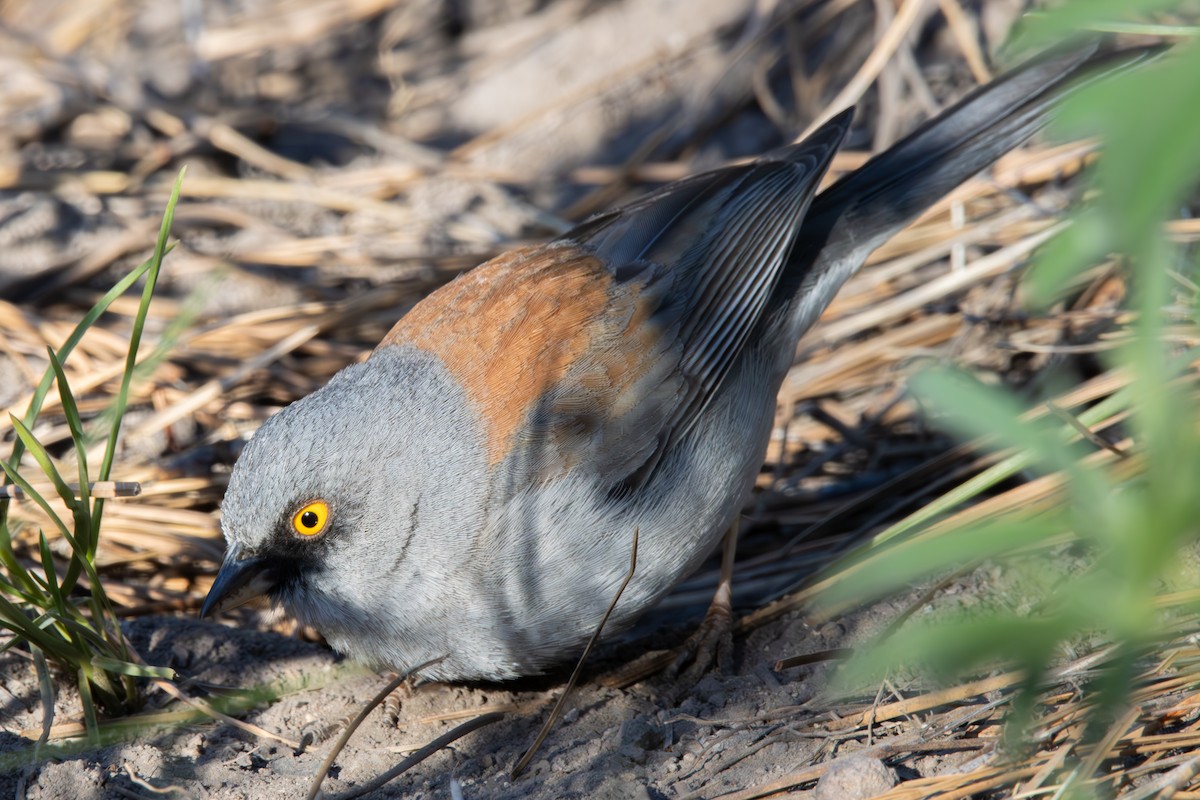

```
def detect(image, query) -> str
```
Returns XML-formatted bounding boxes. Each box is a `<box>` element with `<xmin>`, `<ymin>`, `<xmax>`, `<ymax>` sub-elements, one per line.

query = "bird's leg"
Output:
<box><xmin>383</xmin><ymin>673</ymin><xmax>417</xmax><ymax>727</ymax></box>
<box><xmin>668</xmin><ymin>518</ymin><xmax>738</xmax><ymax>682</ymax></box>
<box><xmin>603</xmin><ymin>520</ymin><xmax>739</xmax><ymax>688</ymax></box>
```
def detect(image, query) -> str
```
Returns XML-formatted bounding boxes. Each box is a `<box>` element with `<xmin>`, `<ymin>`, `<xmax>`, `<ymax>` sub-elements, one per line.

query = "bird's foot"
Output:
<box><xmin>384</xmin><ymin>675</ymin><xmax>416</xmax><ymax>727</ymax></box>
<box><xmin>602</xmin><ymin>585</ymin><xmax>735</xmax><ymax>689</ymax></box>
<box><xmin>668</xmin><ymin>590</ymin><xmax>735</xmax><ymax>683</ymax></box>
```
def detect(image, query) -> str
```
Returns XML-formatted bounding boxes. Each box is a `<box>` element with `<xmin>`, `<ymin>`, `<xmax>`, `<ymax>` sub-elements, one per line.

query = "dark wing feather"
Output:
<box><xmin>768</xmin><ymin>43</ymin><xmax>1164</xmax><ymax>345</ymax></box>
<box><xmin>533</xmin><ymin>111</ymin><xmax>852</xmax><ymax>490</ymax></box>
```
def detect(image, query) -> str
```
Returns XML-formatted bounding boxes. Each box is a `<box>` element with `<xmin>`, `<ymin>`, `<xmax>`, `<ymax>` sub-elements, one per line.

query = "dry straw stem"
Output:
<box><xmin>0</xmin><ymin>481</ymin><xmax>139</xmax><ymax>500</ymax></box>
<box><xmin>681</xmin><ymin>627</ymin><xmax>1200</xmax><ymax>799</ymax></box>
<box><xmin>194</xmin><ymin>0</ymin><xmax>403</xmax><ymax>61</ymax></box>
<box><xmin>19</xmin><ymin>677</ymin><xmax>304</xmax><ymax>749</ymax></box>
<box><xmin>741</xmin><ymin>363</ymin><xmax>1145</xmax><ymax>634</ymax></box>
<box><xmin>798</xmin><ymin>0</ymin><xmax>931</xmax><ymax>139</ymax></box>
<box><xmin>1</xmin><ymin>0</ymin><xmax>1195</xmax><ymax>795</ymax></box>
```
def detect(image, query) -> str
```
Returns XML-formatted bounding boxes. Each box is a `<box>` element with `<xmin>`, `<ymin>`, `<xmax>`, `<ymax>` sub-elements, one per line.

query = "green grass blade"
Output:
<box><xmin>76</xmin><ymin>665</ymin><xmax>100</xmax><ymax>743</ymax></box>
<box><xmin>25</xmin><ymin>560</ymin><xmax>53</xmax><ymax>593</ymax></box>
<box><xmin>95</xmin><ymin>168</ymin><xmax>185</xmax><ymax>494</ymax></box>
<box><xmin>0</xmin><ymin>593</ymin><xmax>72</xmax><ymax>657</ymax></box>
<box><xmin>819</xmin><ymin>513</ymin><xmax>1067</xmax><ymax>612</ymax></box>
<box><xmin>868</xmin><ymin>382</ymin><xmax>1138</xmax><ymax>549</ymax></box>
<box><xmin>2</xmin><ymin>419</ymin><xmax>100</xmax><ymax>600</ymax></box>
<box><xmin>86</xmin><ymin>277</ymin><xmax>213</xmax><ymax>462</ymax></box>
<box><xmin>36</xmin><ymin>532</ymin><xmax>68</xmax><ymax>620</ymax></box>
<box><xmin>2</xmin><ymin>245</ymin><xmax>173</xmax><ymax>479</ymax></box>
<box><xmin>7</xmin><ymin>417</ymin><xmax>76</xmax><ymax>514</ymax></box>
<box><xmin>0</xmin><ymin>459</ymin><xmax>71</xmax><ymax>543</ymax></box>
<box><xmin>52</xmin><ymin>616</ymin><xmax>115</xmax><ymax>657</ymax></box>
<box><xmin>912</xmin><ymin>368</ymin><xmax>1109</xmax><ymax>509</ymax></box>
<box><xmin>1008</xmin><ymin>1</ymin><xmax>1189</xmax><ymax>54</ymax></box>
<box><xmin>31</xmin><ymin>646</ymin><xmax>55</xmax><ymax>756</ymax></box>
<box><xmin>835</xmin><ymin>613</ymin><xmax>1069</xmax><ymax>691</ymax></box>
<box><xmin>46</xmin><ymin>349</ymin><xmax>95</xmax><ymax>594</ymax></box>
<box><xmin>0</xmin><ymin>464</ymin><xmax>107</xmax><ymax>597</ymax></box>
<box><xmin>90</xmin><ymin>657</ymin><xmax>175</xmax><ymax>680</ymax></box>
<box><xmin>0</xmin><ymin>519</ymin><xmax>39</xmax><ymax>596</ymax></box>
<box><xmin>0</xmin><ymin>567</ymin><xmax>46</xmax><ymax>607</ymax></box>
<box><xmin>0</xmin><ymin>239</ymin><xmax>174</xmax><ymax>579</ymax></box>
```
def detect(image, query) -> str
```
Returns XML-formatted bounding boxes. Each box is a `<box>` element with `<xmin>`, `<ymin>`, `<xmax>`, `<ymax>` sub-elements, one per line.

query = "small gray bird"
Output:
<box><xmin>203</xmin><ymin>45</ymin><xmax>1153</xmax><ymax>682</ymax></box>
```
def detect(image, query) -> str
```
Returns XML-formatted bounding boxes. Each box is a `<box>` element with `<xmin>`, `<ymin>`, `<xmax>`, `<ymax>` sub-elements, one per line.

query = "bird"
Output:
<box><xmin>202</xmin><ymin>44</ymin><xmax>1155</xmax><ymax>683</ymax></box>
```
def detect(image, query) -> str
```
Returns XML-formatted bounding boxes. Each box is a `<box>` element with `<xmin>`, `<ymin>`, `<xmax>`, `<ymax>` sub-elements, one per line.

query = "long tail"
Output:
<box><xmin>773</xmin><ymin>42</ymin><xmax>1163</xmax><ymax>343</ymax></box>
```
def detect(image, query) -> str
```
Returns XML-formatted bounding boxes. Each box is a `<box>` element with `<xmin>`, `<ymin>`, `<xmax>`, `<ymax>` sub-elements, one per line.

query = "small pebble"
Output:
<box><xmin>814</xmin><ymin>754</ymin><xmax>897</xmax><ymax>800</ymax></box>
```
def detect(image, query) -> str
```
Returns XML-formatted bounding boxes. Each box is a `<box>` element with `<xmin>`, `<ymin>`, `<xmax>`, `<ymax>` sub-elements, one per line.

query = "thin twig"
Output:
<box><xmin>799</xmin><ymin>0</ymin><xmax>932</xmax><ymax>140</ymax></box>
<box><xmin>321</xmin><ymin>712</ymin><xmax>507</xmax><ymax>800</ymax></box>
<box><xmin>306</xmin><ymin>657</ymin><xmax>445</xmax><ymax>800</ymax></box>
<box><xmin>512</xmin><ymin>528</ymin><xmax>639</xmax><ymax>778</ymax></box>
<box><xmin>0</xmin><ymin>481</ymin><xmax>140</xmax><ymax>500</ymax></box>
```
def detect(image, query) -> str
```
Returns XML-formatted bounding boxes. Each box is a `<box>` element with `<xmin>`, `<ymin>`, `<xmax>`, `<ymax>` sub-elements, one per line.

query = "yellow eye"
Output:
<box><xmin>292</xmin><ymin>500</ymin><xmax>330</xmax><ymax>537</ymax></box>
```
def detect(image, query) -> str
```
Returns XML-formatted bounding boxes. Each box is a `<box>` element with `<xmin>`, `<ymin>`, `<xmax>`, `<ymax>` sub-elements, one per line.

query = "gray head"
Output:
<box><xmin>201</xmin><ymin>345</ymin><xmax>489</xmax><ymax>663</ymax></box>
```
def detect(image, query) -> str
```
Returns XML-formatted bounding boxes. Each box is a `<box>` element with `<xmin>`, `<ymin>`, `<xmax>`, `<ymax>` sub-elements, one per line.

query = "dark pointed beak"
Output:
<box><xmin>201</xmin><ymin>542</ymin><xmax>278</xmax><ymax>618</ymax></box>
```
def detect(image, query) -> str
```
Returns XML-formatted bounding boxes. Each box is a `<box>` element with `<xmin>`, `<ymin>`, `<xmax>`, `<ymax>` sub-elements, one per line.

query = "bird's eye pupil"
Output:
<box><xmin>301</xmin><ymin>511</ymin><xmax>318</xmax><ymax>528</ymax></box>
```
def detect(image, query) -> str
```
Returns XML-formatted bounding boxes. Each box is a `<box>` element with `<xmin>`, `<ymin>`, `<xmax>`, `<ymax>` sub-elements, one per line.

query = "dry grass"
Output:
<box><xmin>1</xmin><ymin>0</ymin><xmax>1198</xmax><ymax>796</ymax></box>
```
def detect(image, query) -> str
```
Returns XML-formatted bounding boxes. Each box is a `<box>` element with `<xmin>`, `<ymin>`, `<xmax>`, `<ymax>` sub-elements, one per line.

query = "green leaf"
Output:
<box><xmin>1008</xmin><ymin>0</ymin><xmax>1193</xmax><ymax>54</ymax></box>
<box><xmin>912</xmin><ymin>369</ymin><xmax>1081</xmax><ymax>473</ymax></box>
<box><xmin>835</xmin><ymin>612</ymin><xmax>1070</xmax><ymax>692</ymax></box>
<box><xmin>91</xmin><ymin>657</ymin><xmax>175</xmax><ymax>680</ymax></box>
<box><xmin>0</xmin><ymin>457</ymin><xmax>71</xmax><ymax>542</ymax></box>
<box><xmin>36</xmin><ymin>532</ymin><xmax>68</xmax><ymax>620</ymax></box>
<box><xmin>910</xmin><ymin>368</ymin><xmax>1111</xmax><ymax>521</ymax></box>
<box><xmin>1</xmin><ymin>245</ymin><xmax>171</xmax><ymax>493</ymax></box>
<box><xmin>92</xmin><ymin>167</ymin><xmax>185</xmax><ymax>541</ymax></box>
<box><xmin>1028</xmin><ymin>39</ymin><xmax>1200</xmax><ymax>303</ymax></box>
<box><xmin>46</xmin><ymin>349</ymin><xmax>95</xmax><ymax>596</ymax></box>
<box><xmin>96</xmin><ymin>168</ymin><xmax>185</xmax><ymax>486</ymax></box>
<box><xmin>31</xmin><ymin>646</ymin><xmax>55</xmax><ymax>753</ymax></box>
<box><xmin>819</xmin><ymin>513</ymin><xmax>1065</xmax><ymax>612</ymax></box>
<box><xmin>0</xmin><ymin>567</ymin><xmax>45</xmax><ymax>607</ymax></box>
<box><xmin>77</xmin><ymin>665</ymin><xmax>100</xmax><ymax>743</ymax></box>
<box><xmin>0</xmin><ymin>593</ymin><xmax>68</xmax><ymax>657</ymax></box>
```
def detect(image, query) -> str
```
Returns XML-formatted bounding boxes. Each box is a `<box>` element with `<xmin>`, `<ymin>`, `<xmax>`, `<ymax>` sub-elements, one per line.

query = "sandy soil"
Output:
<box><xmin>3</xmin><ymin>578</ymin><xmax>961</xmax><ymax>799</ymax></box>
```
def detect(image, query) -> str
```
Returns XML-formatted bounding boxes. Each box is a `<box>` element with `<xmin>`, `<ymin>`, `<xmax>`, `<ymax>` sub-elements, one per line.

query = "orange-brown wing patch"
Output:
<box><xmin>379</xmin><ymin>243</ymin><xmax>644</xmax><ymax>468</ymax></box>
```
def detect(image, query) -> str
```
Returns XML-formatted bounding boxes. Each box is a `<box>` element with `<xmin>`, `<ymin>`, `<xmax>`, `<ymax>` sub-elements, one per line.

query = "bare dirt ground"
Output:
<box><xmin>0</xmin><ymin>585</ymin><xmax>911</xmax><ymax>799</ymax></box>
<box><xmin>2</xmin><ymin>1</ymin><xmax>1195</xmax><ymax>798</ymax></box>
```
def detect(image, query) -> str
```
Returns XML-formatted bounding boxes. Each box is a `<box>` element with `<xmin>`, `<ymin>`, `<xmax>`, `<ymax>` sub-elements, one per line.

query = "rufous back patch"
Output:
<box><xmin>379</xmin><ymin>243</ymin><xmax>614</xmax><ymax>466</ymax></box>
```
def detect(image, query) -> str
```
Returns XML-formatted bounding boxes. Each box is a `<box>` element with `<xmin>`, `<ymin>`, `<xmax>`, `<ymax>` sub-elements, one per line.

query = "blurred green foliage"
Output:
<box><xmin>822</xmin><ymin>0</ymin><xmax>1200</xmax><ymax>769</ymax></box>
